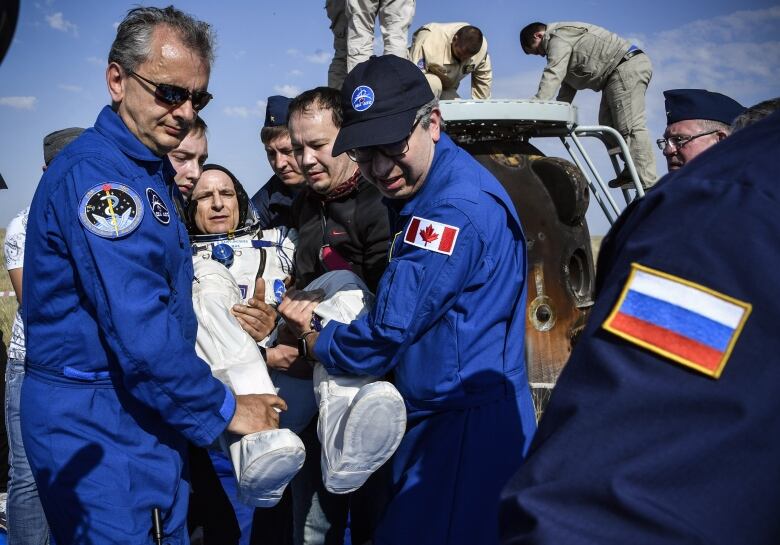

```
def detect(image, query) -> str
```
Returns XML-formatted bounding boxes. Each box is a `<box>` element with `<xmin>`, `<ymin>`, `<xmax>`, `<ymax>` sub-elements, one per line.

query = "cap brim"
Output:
<box><xmin>332</xmin><ymin>107</ymin><xmax>419</xmax><ymax>157</ymax></box>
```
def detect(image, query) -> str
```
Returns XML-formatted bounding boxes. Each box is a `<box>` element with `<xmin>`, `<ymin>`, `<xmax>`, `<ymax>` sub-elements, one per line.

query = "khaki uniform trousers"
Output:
<box><xmin>326</xmin><ymin>0</ymin><xmax>415</xmax><ymax>89</ymax></box>
<box><xmin>599</xmin><ymin>53</ymin><xmax>657</xmax><ymax>188</ymax></box>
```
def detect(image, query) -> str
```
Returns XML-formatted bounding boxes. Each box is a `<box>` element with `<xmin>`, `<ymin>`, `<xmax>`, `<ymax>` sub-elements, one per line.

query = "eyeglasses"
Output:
<box><xmin>129</xmin><ymin>70</ymin><xmax>213</xmax><ymax>111</ymax></box>
<box><xmin>656</xmin><ymin>130</ymin><xmax>718</xmax><ymax>151</ymax></box>
<box><xmin>347</xmin><ymin>119</ymin><xmax>421</xmax><ymax>162</ymax></box>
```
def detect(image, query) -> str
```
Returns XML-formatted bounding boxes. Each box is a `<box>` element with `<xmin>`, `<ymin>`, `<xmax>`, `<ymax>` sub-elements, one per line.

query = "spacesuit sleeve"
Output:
<box><xmin>533</xmin><ymin>36</ymin><xmax>573</xmax><ymax>101</ymax></box>
<box><xmin>315</xmin><ymin>205</ymin><xmax>486</xmax><ymax>377</ymax></box>
<box><xmin>55</xmin><ymin>158</ymin><xmax>234</xmax><ymax>446</ymax></box>
<box><xmin>471</xmin><ymin>52</ymin><xmax>492</xmax><ymax>99</ymax></box>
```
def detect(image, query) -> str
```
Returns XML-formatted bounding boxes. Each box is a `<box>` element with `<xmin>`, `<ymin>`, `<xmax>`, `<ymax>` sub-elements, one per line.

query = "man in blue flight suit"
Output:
<box><xmin>21</xmin><ymin>7</ymin><xmax>285</xmax><ymax>544</ymax></box>
<box><xmin>279</xmin><ymin>55</ymin><xmax>537</xmax><ymax>545</ymax></box>
<box><xmin>499</xmin><ymin>111</ymin><xmax>780</xmax><ymax>543</ymax></box>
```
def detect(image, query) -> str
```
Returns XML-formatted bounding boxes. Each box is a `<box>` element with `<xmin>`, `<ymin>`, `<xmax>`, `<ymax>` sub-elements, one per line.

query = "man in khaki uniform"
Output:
<box><xmin>326</xmin><ymin>0</ymin><xmax>415</xmax><ymax>89</ymax></box>
<box><xmin>521</xmin><ymin>21</ymin><xmax>656</xmax><ymax>189</ymax></box>
<box><xmin>409</xmin><ymin>22</ymin><xmax>492</xmax><ymax>99</ymax></box>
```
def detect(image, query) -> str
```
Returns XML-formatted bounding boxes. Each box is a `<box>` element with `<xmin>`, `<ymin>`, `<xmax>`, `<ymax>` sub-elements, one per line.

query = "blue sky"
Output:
<box><xmin>1</xmin><ymin>0</ymin><xmax>779</xmax><ymax>234</ymax></box>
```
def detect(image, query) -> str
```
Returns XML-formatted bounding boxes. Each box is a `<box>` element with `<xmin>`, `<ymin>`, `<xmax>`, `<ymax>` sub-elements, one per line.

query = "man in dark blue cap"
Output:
<box><xmin>251</xmin><ymin>95</ymin><xmax>306</xmax><ymax>229</ymax></box>
<box><xmin>658</xmin><ymin>88</ymin><xmax>745</xmax><ymax>172</ymax></box>
<box><xmin>499</xmin><ymin>109</ymin><xmax>780</xmax><ymax>543</ymax></box>
<box><xmin>279</xmin><ymin>54</ymin><xmax>537</xmax><ymax>545</ymax></box>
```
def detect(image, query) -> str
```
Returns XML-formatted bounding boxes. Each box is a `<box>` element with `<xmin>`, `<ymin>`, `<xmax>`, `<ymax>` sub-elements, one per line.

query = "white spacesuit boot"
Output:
<box><xmin>304</xmin><ymin>271</ymin><xmax>407</xmax><ymax>494</ymax></box>
<box><xmin>192</xmin><ymin>257</ymin><xmax>305</xmax><ymax>507</ymax></box>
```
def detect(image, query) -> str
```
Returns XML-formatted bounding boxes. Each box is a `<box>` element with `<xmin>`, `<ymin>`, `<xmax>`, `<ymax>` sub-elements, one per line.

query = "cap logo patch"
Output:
<box><xmin>603</xmin><ymin>263</ymin><xmax>751</xmax><ymax>379</ymax></box>
<box><xmin>146</xmin><ymin>188</ymin><xmax>170</xmax><ymax>225</ymax></box>
<box><xmin>79</xmin><ymin>182</ymin><xmax>143</xmax><ymax>239</ymax></box>
<box><xmin>403</xmin><ymin>216</ymin><xmax>459</xmax><ymax>255</ymax></box>
<box><xmin>351</xmin><ymin>85</ymin><xmax>374</xmax><ymax>112</ymax></box>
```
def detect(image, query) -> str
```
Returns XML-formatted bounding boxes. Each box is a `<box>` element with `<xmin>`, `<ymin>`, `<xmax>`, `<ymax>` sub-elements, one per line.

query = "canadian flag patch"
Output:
<box><xmin>404</xmin><ymin>216</ymin><xmax>459</xmax><ymax>255</ymax></box>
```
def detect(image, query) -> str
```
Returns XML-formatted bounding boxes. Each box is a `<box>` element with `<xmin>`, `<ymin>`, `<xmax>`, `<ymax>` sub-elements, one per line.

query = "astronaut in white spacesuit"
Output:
<box><xmin>187</xmin><ymin>164</ymin><xmax>406</xmax><ymax>507</ymax></box>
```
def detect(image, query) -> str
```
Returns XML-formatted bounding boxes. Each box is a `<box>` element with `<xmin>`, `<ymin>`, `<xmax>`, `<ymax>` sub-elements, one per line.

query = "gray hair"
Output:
<box><xmin>108</xmin><ymin>5</ymin><xmax>215</xmax><ymax>73</ymax></box>
<box><xmin>695</xmin><ymin>119</ymin><xmax>732</xmax><ymax>136</ymax></box>
<box><xmin>415</xmin><ymin>98</ymin><xmax>445</xmax><ymax>131</ymax></box>
<box><xmin>731</xmin><ymin>97</ymin><xmax>780</xmax><ymax>133</ymax></box>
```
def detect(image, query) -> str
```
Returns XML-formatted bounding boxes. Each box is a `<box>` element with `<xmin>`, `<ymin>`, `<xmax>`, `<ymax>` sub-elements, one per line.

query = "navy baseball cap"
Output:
<box><xmin>264</xmin><ymin>95</ymin><xmax>293</xmax><ymax>127</ymax></box>
<box><xmin>664</xmin><ymin>89</ymin><xmax>745</xmax><ymax>125</ymax></box>
<box><xmin>332</xmin><ymin>55</ymin><xmax>434</xmax><ymax>157</ymax></box>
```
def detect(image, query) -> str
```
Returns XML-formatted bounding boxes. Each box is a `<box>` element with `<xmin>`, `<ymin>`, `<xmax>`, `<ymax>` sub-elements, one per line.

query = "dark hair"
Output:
<box><xmin>260</xmin><ymin>125</ymin><xmax>289</xmax><ymax>145</ymax></box>
<box><xmin>520</xmin><ymin>22</ymin><xmax>546</xmax><ymax>52</ymax></box>
<box><xmin>187</xmin><ymin>163</ymin><xmax>250</xmax><ymax>234</ymax></box>
<box><xmin>190</xmin><ymin>115</ymin><xmax>208</xmax><ymax>136</ymax></box>
<box><xmin>454</xmin><ymin>25</ymin><xmax>484</xmax><ymax>57</ymax></box>
<box><xmin>108</xmin><ymin>5</ymin><xmax>214</xmax><ymax>72</ymax></box>
<box><xmin>288</xmin><ymin>86</ymin><xmax>343</xmax><ymax>129</ymax></box>
<box><xmin>731</xmin><ymin>97</ymin><xmax>780</xmax><ymax>133</ymax></box>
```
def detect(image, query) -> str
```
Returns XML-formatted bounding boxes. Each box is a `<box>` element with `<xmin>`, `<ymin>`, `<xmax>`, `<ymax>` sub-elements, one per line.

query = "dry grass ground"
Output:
<box><xmin>0</xmin><ymin>228</ymin><xmax>18</xmax><ymax>347</ymax></box>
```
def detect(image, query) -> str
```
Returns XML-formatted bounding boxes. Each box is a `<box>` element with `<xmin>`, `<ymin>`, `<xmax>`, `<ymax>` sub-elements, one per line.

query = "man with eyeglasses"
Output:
<box><xmin>279</xmin><ymin>55</ymin><xmax>537</xmax><ymax>545</ymax></box>
<box><xmin>20</xmin><ymin>7</ymin><xmax>281</xmax><ymax>543</ymax></box>
<box><xmin>659</xmin><ymin>88</ymin><xmax>745</xmax><ymax>173</ymax></box>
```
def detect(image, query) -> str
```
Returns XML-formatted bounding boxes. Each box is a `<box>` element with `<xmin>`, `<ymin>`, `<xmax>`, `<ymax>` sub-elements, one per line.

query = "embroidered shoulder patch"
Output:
<box><xmin>403</xmin><ymin>216</ymin><xmax>459</xmax><ymax>255</ymax></box>
<box><xmin>603</xmin><ymin>263</ymin><xmax>751</xmax><ymax>378</ymax></box>
<box><xmin>146</xmin><ymin>188</ymin><xmax>170</xmax><ymax>225</ymax></box>
<box><xmin>79</xmin><ymin>182</ymin><xmax>144</xmax><ymax>239</ymax></box>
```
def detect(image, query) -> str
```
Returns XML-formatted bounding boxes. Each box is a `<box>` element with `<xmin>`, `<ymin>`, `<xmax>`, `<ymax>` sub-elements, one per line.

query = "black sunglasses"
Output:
<box><xmin>129</xmin><ymin>70</ymin><xmax>213</xmax><ymax>111</ymax></box>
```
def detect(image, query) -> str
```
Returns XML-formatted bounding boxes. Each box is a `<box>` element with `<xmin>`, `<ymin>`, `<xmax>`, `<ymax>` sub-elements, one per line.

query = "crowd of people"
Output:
<box><xmin>1</xmin><ymin>3</ymin><xmax>779</xmax><ymax>545</ymax></box>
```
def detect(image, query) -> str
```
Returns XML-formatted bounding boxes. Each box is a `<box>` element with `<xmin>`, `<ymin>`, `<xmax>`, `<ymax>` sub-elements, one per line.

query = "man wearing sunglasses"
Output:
<box><xmin>279</xmin><ymin>55</ymin><xmax>537</xmax><ymax>545</ymax></box>
<box><xmin>20</xmin><ymin>7</ymin><xmax>280</xmax><ymax>543</ymax></box>
<box><xmin>659</xmin><ymin>89</ymin><xmax>745</xmax><ymax>173</ymax></box>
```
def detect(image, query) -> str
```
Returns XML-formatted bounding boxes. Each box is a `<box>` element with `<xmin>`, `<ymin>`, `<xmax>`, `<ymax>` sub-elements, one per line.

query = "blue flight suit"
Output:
<box><xmin>500</xmin><ymin>112</ymin><xmax>780</xmax><ymax>544</ymax></box>
<box><xmin>21</xmin><ymin>106</ymin><xmax>235</xmax><ymax>544</ymax></box>
<box><xmin>250</xmin><ymin>175</ymin><xmax>301</xmax><ymax>229</ymax></box>
<box><xmin>314</xmin><ymin>133</ymin><xmax>537</xmax><ymax>545</ymax></box>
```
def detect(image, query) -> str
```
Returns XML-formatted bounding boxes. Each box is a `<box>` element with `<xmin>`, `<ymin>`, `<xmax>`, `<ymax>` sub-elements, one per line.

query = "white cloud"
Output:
<box><xmin>288</xmin><ymin>47</ymin><xmax>332</xmax><ymax>65</ymax></box>
<box><xmin>45</xmin><ymin>12</ymin><xmax>78</xmax><ymax>36</ymax></box>
<box><xmin>647</xmin><ymin>7</ymin><xmax>780</xmax><ymax>100</ymax></box>
<box><xmin>86</xmin><ymin>56</ymin><xmax>104</xmax><ymax>67</ymax></box>
<box><xmin>274</xmin><ymin>84</ymin><xmax>301</xmax><ymax>97</ymax></box>
<box><xmin>0</xmin><ymin>96</ymin><xmax>38</xmax><ymax>110</ymax></box>
<box><xmin>223</xmin><ymin>100</ymin><xmax>267</xmax><ymax>119</ymax></box>
<box><xmin>288</xmin><ymin>69</ymin><xmax>304</xmax><ymax>77</ymax></box>
<box><xmin>306</xmin><ymin>50</ymin><xmax>331</xmax><ymax>64</ymax></box>
<box><xmin>113</xmin><ymin>22</ymin><xmax>120</xmax><ymax>30</ymax></box>
<box><xmin>58</xmin><ymin>84</ymin><xmax>82</xmax><ymax>93</ymax></box>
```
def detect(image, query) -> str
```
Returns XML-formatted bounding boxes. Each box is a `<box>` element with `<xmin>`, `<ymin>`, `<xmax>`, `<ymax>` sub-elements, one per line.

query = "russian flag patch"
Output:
<box><xmin>404</xmin><ymin>216</ymin><xmax>459</xmax><ymax>255</ymax></box>
<box><xmin>603</xmin><ymin>263</ymin><xmax>751</xmax><ymax>378</ymax></box>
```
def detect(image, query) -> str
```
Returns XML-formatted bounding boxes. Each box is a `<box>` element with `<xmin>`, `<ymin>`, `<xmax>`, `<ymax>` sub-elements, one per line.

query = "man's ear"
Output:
<box><xmin>106</xmin><ymin>62</ymin><xmax>125</xmax><ymax>104</ymax></box>
<box><xmin>429</xmin><ymin>109</ymin><xmax>442</xmax><ymax>143</ymax></box>
<box><xmin>716</xmin><ymin>130</ymin><xmax>729</xmax><ymax>142</ymax></box>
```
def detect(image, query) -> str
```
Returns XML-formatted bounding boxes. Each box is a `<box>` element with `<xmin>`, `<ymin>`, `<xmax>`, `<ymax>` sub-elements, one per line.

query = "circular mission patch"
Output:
<box><xmin>79</xmin><ymin>182</ymin><xmax>144</xmax><ymax>238</ymax></box>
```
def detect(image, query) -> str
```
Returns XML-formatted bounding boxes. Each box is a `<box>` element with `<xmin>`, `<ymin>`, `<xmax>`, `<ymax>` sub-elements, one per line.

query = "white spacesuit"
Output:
<box><xmin>190</xmin><ymin>221</ymin><xmax>406</xmax><ymax>506</ymax></box>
